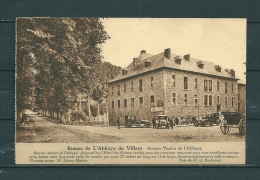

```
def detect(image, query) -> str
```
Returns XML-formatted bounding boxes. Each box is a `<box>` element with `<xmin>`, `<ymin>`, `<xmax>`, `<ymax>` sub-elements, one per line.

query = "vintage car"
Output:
<box><xmin>192</xmin><ymin>113</ymin><xmax>221</xmax><ymax>127</ymax></box>
<box><xmin>219</xmin><ymin>112</ymin><xmax>245</xmax><ymax>134</ymax></box>
<box><xmin>124</xmin><ymin>115</ymin><xmax>151</xmax><ymax>128</ymax></box>
<box><xmin>156</xmin><ymin>115</ymin><xmax>170</xmax><ymax>129</ymax></box>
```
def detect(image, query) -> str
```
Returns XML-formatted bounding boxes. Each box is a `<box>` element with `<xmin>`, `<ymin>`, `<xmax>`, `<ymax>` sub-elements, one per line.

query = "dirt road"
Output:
<box><xmin>16</xmin><ymin>116</ymin><xmax>245</xmax><ymax>143</ymax></box>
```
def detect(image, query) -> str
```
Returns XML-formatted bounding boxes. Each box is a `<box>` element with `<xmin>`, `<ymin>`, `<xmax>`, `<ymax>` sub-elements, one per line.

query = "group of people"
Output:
<box><xmin>151</xmin><ymin>115</ymin><xmax>190</xmax><ymax>129</ymax></box>
<box><xmin>151</xmin><ymin>116</ymin><xmax>174</xmax><ymax>129</ymax></box>
<box><xmin>116</xmin><ymin>115</ymin><xmax>191</xmax><ymax>129</ymax></box>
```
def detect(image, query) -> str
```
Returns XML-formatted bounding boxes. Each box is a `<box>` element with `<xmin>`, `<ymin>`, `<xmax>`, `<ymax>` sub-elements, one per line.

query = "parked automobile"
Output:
<box><xmin>202</xmin><ymin>113</ymin><xmax>221</xmax><ymax>126</ymax></box>
<box><xmin>192</xmin><ymin>113</ymin><xmax>221</xmax><ymax>127</ymax></box>
<box><xmin>124</xmin><ymin>115</ymin><xmax>151</xmax><ymax>128</ymax></box>
<box><xmin>220</xmin><ymin>112</ymin><xmax>245</xmax><ymax>134</ymax></box>
<box><xmin>156</xmin><ymin>115</ymin><xmax>170</xmax><ymax>129</ymax></box>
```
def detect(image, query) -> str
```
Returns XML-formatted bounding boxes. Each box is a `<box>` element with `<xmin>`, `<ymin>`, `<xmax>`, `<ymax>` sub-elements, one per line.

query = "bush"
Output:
<box><xmin>70</xmin><ymin>110</ymin><xmax>88</xmax><ymax>121</ymax></box>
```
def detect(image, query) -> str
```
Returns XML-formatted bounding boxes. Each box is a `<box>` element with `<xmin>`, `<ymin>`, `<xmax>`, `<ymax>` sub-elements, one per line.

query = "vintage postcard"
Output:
<box><xmin>15</xmin><ymin>18</ymin><xmax>246</xmax><ymax>165</ymax></box>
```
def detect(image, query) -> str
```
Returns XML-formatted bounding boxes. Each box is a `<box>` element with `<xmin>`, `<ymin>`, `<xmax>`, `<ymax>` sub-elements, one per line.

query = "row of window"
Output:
<box><xmin>112</xmin><ymin>96</ymin><xmax>148</xmax><ymax>108</ymax></box>
<box><xmin>182</xmin><ymin>77</ymin><xmax>235</xmax><ymax>93</ymax></box>
<box><xmin>112</xmin><ymin>94</ymin><xmax>235</xmax><ymax>108</ymax></box>
<box><xmin>112</xmin><ymin>77</ymin><xmax>154</xmax><ymax>95</ymax></box>
<box><xmin>111</xmin><ymin>76</ymin><xmax>235</xmax><ymax>96</ymax></box>
<box><xmin>174</xmin><ymin>93</ymin><xmax>235</xmax><ymax>107</ymax></box>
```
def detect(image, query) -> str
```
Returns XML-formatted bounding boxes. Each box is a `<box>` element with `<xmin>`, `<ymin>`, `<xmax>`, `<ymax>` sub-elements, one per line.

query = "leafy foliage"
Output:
<box><xmin>92</xmin><ymin>61</ymin><xmax>122</xmax><ymax>102</ymax></box>
<box><xmin>16</xmin><ymin>18</ymin><xmax>110</xmax><ymax>113</ymax></box>
<box><xmin>70</xmin><ymin>110</ymin><xmax>88</xmax><ymax>121</ymax></box>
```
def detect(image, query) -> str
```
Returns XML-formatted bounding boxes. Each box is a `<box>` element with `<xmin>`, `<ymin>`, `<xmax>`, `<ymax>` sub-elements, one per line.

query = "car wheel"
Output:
<box><xmin>201</xmin><ymin>121</ymin><xmax>206</xmax><ymax>127</ymax></box>
<box><xmin>220</xmin><ymin>125</ymin><xmax>230</xmax><ymax>134</ymax></box>
<box><xmin>127</xmin><ymin>122</ymin><xmax>132</xmax><ymax>128</ymax></box>
<box><xmin>192</xmin><ymin>117</ymin><xmax>199</xmax><ymax>127</ymax></box>
<box><xmin>135</xmin><ymin>121</ymin><xmax>141</xmax><ymax>126</ymax></box>
<box><xmin>193</xmin><ymin>121</ymin><xmax>199</xmax><ymax>127</ymax></box>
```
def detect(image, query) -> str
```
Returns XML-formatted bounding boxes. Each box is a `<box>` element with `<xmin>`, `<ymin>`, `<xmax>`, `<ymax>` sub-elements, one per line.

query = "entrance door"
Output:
<box><xmin>217</xmin><ymin>105</ymin><xmax>221</xmax><ymax>113</ymax></box>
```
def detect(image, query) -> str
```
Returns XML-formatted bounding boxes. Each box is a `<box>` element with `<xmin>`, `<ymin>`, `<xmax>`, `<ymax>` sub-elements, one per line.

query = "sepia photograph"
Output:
<box><xmin>15</xmin><ymin>18</ymin><xmax>246</xmax><ymax>165</ymax></box>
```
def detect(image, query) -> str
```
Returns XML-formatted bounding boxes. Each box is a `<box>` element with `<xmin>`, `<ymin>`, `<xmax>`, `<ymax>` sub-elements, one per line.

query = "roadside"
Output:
<box><xmin>16</xmin><ymin>116</ymin><xmax>245</xmax><ymax>143</ymax></box>
<box><xmin>16</xmin><ymin>116</ymin><xmax>116</xmax><ymax>143</ymax></box>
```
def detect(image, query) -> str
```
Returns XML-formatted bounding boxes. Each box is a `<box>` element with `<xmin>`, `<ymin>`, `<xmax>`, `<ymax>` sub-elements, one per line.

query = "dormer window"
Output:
<box><xmin>184</xmin><ymin>54</ymin><xmax>190</xmax><ymax>61</ymax></box>
<box><xmin>174</xmin><ymin>56</ymin><xmax>182</xmax><ymax>64</ymax></box>
<box><xmin>215</xmin><ymin>65</ymin><xmax>221</xmax><ymax>72</ymax></box>
<box><xmin>197</xmin><ymin>61</ymin><xmax>204</xmax><ymax>68</ymax></box>
<box><xmin>144</xmin><ymin>59</ymin><xmax>151</xmax><ymax>67</ymax></box>
<box><xmin>122</xmin><ymin>69</ymin><xmax>128</xmax><ymax>75</ymax></box>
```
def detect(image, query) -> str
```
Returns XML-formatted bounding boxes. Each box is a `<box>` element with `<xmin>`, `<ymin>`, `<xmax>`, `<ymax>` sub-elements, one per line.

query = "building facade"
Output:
<box><xmin>108</xmin><ymin>48</ymin><xmax>242</xmax><ymax>124</ymax></box>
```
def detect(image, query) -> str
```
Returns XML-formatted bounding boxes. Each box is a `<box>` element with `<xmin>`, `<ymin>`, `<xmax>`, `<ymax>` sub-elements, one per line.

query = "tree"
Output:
<box><xmin>16</xmin><ymin>18</ymin><xmax>109</xmax><ymax>122</ymax></box>
<box><xmin>91</xmin><ymin>61</ymin><xmax>122</xmax><ymax>121</ymax></box>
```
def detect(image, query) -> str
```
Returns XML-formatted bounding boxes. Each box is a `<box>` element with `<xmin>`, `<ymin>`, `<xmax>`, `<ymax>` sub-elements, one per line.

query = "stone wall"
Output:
<box><xmin>108</xmin><ymin>69</ymin><xmax>164</xmax><ymax>123</ymax></box>
<box><xmin>163</xmin><ymin>69</ymin><xmax>238</xmax><ymax>118</ymax></box>
<box><xmin>108</xmin><ymin>68</ymin><xmax>239</xmax><ymax>124</ymax></box>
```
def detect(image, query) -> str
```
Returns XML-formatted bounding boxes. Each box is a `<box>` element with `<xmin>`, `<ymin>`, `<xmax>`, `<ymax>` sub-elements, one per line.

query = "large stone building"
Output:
<box><xmin>108</xmin><ymin>48</ymin><xmax>244</xmax><ymax>124</ymax></box>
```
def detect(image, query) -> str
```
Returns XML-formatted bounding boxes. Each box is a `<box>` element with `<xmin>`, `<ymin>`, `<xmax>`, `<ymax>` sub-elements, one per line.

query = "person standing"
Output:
<box><xmin>152</xmin><ymin>116</ymin><xmax>156</xmax><ymax>129</ymax></box>
<box><xmin>117</xmin><ymin>117</ymin><xmax>120</xmax><ymax>129</ymax></box>
<box><xmin>169</xmin><ymin>118</ymin><xmax>174</xmax><ymax>129</ymax></box>
<box><xmin>175</xmin><ymin>116</ymin><xmax>179</xmax><ymax>126</ymax></box>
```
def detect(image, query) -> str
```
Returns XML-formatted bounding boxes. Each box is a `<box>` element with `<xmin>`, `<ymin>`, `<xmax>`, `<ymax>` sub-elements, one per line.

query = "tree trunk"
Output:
<box><xmin>88</xmin><ymin>96</ymin><xmax>91</xmax><ymax>118</ymax></box>
<box><xmin>57</xmin><ymin>111</ymin><xmax>60</xmax><ymax>120</ymax></box>
<box><xmin>79</xmin><ymin>95</ymin><xmax>82</xmax><ymax>111</ymax></box>
<box><xmin>97</xmin><ymin>103</ymin><xmax>100</xmax><ymax>122</ymax></box>
<box><xmin>68</xmin><ymin>109</ymin><xmax>71</xmax><ymax>122</ymax></box>
<box><xmin>60</xmin><ymin>111</ymin><xmax>63</xmax><ymax>123</ymax></box>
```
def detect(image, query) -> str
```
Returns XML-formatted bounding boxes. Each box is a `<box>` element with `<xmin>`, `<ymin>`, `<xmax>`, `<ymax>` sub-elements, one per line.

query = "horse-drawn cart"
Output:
<box><xmin>219</xmin><ymin>112</ymin><xmax>245</xmax><ymax>134</ymax></box>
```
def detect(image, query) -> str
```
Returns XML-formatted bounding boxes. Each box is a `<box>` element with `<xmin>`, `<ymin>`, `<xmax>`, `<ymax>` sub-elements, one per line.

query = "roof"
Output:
<box><xmin>109</xmin><ymin>50</ymin><xmax>240</xmax><ymax>83</ymax></box>
<box><xmin>237</xmin><ymin>78</ymin><xmax>246</xmax><ymax>85</ymax></box>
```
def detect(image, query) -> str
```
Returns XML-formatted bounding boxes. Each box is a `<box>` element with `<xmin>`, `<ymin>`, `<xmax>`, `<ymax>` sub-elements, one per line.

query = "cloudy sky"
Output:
<box><xmin>100</xmin><ymin>18</ymin><xmax>246</xmax><ymax>82</ymax></box>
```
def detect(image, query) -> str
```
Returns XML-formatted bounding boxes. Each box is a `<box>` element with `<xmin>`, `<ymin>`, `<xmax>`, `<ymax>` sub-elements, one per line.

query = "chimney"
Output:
<box><xmin>164</xmin><ymin>48</ymin><xmax>171</xmax><ymax>59</ymax></box>
<box><xmin>230</xmin><ymin>69</ymin><xmax>235</xmax><ymax>77</ymax></box>
<box><xmin>140</xmin><ymin>50</ymin><xmax>146</xmax><ymax>54</ymax></box>
<box><xmin>133</xmin><ymin>58</ymin><xmax>138</xmax><ymax>68</ymax></box>
<box><xmin>184</xmin><ymin>54</ymin><xmax>190</xmax><ymax>61</ymax></box>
